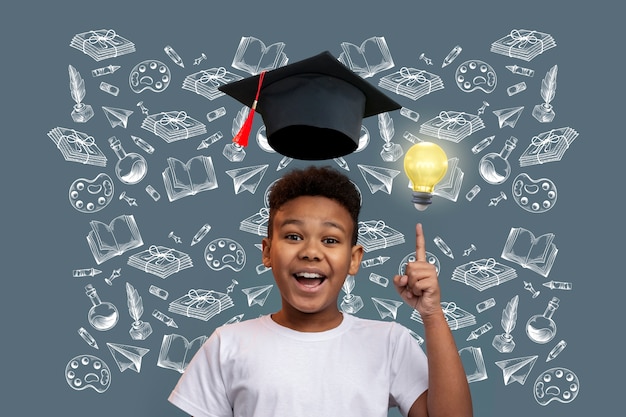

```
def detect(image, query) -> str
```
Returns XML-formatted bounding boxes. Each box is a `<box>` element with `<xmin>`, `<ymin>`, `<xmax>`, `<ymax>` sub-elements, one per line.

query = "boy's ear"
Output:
<box><xmin>261</xmin><ymin>237</ymin><xmax>271</xmax><ymax>267</ymax></box>
<box><xmin>348</xmin><ymin>244</ymin><xmax>364</xmax><ymax>276</ymax></box>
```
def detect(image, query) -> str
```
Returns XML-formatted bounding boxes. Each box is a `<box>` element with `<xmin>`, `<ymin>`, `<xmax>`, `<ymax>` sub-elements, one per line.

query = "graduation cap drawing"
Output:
<box><xmin>218</xmin><ymin>51</ymin><xmax>402</xmax><ymax>160</ymax></box>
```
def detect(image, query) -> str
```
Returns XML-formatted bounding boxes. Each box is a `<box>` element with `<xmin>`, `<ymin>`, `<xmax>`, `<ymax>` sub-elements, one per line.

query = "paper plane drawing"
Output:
<box><xmin>226</xmin><ymin>164</ymin><xmax>269</xmax><ymax>194</ymax></box>
<box><xmin>492</xmin><ymin>106</ymin><xmax>524</xmax><ymax>129</ymax></box>
<box><xmin>106</xmin><ymin>342</ymin><xmax>150</xmax><ymax>373</ymax></box>
<box><xmin>371</xmin><ymin>297</ymin><xmax>403</xmax><ymax>320</ymax></box>
<box><xmin>357</xmin><ymin>164</ymin><xmax>400</xmax><ymax>194</ymax></box>
<box><xmin>102</xmin><ymin>106</ymin><xmax>133</xmax><ymax>128</ymax></box>
<box><xmin>242</xmin><ymin>284</ymin><xmax>273</xmax><ymax>307</ymax></box>
<box><xmin>495</xmin><ymin>355</ymin><xmax>537</xmax><ymax>385</ymax></box>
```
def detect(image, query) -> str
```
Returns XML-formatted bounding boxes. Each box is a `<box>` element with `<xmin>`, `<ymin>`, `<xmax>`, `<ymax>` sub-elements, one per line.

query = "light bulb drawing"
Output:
<box><xmin>403</xmin><ymin>142</ymin><xmax>448</xmax><ymax>210</ymax></box>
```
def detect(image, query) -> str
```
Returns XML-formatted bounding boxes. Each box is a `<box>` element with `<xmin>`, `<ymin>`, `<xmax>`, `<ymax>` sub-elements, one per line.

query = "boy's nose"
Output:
<box><xmin>299</xmin><ymin>242</ymin><xmax>322</xmax><ymax>261</ymax></box>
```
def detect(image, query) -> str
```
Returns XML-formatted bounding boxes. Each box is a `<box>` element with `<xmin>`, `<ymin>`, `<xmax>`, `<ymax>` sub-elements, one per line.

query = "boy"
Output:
<box><xmin>169</xmin><ymin>165</ymin><xmax>473</xmax><ymax>417</ymax></box>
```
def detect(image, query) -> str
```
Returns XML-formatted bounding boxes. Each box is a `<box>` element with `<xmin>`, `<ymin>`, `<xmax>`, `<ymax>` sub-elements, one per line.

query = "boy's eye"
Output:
<box><xmin>285</xmin><ymin>234</ymin><xmax>301</xmax><ymax>241</ymax></box>
<box><xmin>323</xmin><ymin>237</ymin><xmax>339</xmax><ymax>244</ymax></box>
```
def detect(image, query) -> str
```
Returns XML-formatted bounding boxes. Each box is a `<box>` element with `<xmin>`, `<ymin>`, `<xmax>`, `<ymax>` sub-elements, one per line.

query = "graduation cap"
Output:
<box><xmin>218</xmin><ymin>51</ymin><xmax>401</xmax><ymax>160</ymax></box>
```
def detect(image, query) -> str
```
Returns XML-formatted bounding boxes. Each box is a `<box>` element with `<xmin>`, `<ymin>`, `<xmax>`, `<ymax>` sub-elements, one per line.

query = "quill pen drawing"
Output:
<box><xmin>232</xmin><ymin>105</ymin><xmax>249</xmax><ymax>137</ymax></box>
<box><xmin>126</xmin><ymin>282</ymin><xmax>144</xmax><ymax>323</ymax></box>
<box><xmin>501</xmin><ymin>294</ymin><xmax>519</xmax><ymax>335</ymax></box>
<box><xmin>540</xmin><ymin>65</ymin><xmax>558</xmax><ymax>105</ymax></box>
<box><xmin>68</xmin><ymin>64</ymin><xmax>85</xmax><ymax>105</ymax></box>
<box><xmin>342</xmin><ymin>275</ymin><xmax>355</xmax><ymax>295</ymax></box>
<box><xmin>378</xmin><ymin>112</ymin><xmax>394</xmax><ymax>143</ymax></box>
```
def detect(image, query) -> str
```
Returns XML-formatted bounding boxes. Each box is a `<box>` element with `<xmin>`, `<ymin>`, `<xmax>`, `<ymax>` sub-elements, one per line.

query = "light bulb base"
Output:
<box><xmin>412</xmin><ymin>191</ymin><xmax>433</xmax><ymax>211</ymax></box>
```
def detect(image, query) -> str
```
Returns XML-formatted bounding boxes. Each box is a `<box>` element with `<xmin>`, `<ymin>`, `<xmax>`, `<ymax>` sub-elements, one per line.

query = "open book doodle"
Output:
<box><xmin>157</xmin><ymin>333</ymin><xmax>207</xmax><ymax>374</ymax></box>
<box><xmin>432</xmin><ymin>157</ymin><xmax>464</xmax><ymax>202</ymax></box>
<box><xmin>162</xmin><ymin>155</ymin><xmax>218</xmax><ymax>202</ymax></box>
<box><xmin>501</xmin><ymin>227</ymin><xmax>558</xmax><ymax>277</ymax></box>
<box><xmin>338</xmin><ymin>36</ymin><xmax>394</xmax><ymax>78</ymax></box>
<box><xmin>86</xmin><ymin>214</ymin><xmax>143</xmax><ymax>264</ymax></box>
<box><xmin>231</xmin><ymin>36</ymin><xmax>289</xmax><ymax>75</ymax></box>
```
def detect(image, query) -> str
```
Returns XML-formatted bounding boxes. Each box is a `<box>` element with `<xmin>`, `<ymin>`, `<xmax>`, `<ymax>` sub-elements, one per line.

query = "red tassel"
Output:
<box><xmin>233</xmin><ymin>71</ymin><xmax>266</xmax><ymax>148</ymax></box>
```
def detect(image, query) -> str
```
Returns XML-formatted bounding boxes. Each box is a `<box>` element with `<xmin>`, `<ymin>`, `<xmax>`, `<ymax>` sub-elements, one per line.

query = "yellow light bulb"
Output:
<box><xmin>403</xmin><ymin>142</ymin><xmax>448</xmax><ymax>210</ymax></box>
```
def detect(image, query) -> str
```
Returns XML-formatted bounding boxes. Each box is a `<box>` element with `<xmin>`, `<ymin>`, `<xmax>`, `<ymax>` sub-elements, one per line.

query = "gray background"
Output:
<box><xmin>2</xmin><ymin>1</ymin><xmax>622</xmax><ymax>416</ymax></box>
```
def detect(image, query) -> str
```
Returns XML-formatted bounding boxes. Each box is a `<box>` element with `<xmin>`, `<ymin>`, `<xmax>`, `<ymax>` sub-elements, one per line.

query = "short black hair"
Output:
<box><xmin>267</xmin><ymin>165</ymin><xmax>361</xmax><ymax>245</ymax></box>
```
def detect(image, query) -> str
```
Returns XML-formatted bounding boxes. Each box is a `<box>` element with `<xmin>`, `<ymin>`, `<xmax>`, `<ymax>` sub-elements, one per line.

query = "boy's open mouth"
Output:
<box><xmin>294</xmin><ymin>272</ymin><xmax>326</xmax><ymax>288</ymax></box>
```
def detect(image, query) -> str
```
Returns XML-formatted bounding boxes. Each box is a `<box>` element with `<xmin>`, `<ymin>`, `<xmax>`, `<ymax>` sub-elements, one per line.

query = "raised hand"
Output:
<box><xmin>393</xmin><ymin>223</ymin><xmax>441</xmax><ymax>317</ymax></box>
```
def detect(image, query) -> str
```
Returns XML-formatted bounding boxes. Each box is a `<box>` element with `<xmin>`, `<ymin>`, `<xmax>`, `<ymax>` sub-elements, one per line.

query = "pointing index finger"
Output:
<box><xmin>415</xmin><ymin>223</ymin><xmax>427</xmax><ymax>262</ymax></box>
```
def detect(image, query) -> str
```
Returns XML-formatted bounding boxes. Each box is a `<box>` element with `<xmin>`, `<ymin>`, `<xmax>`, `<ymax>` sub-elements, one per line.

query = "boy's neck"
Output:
<box><xmin>271</xmin><ymin>308</ymin><xmax>344</xmax><ymax>332</ymax></box>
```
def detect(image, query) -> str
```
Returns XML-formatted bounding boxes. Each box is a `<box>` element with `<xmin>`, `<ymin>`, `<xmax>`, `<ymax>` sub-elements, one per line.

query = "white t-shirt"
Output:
<box><xmin>168</xmin><ymin>313</ymin><xmax>428</xmax><ymax>417</ymax></box>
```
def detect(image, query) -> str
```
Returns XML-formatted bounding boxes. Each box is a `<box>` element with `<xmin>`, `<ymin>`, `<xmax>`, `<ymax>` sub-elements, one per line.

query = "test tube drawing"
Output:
<box><xmin>465</xmin><ymin>185</ymin><xmax>481</xmax><ymax>202</ymax></box>
<box><xmin>476</xmin><ymin>297</ymin><xmax>496</xmax><ymax>313</ymax></box>
<box><xmin>149</xmin><ymin>285</ymin><xmax>169</xmax><ymax>300</ymax></box>
<box><xmin>145</xmin><ymin>185</ymin><xmax>161</xmax><ymax>201</ymax></box>
<box><xmin>207</xmin><ymin>107</ymin><xmax>226</xmax><ymax>122</ymax></box>
<box><xmin>368</xmin><ymin>272</ymin><xmax>389</xmax><ymax>287</ymax></box>
<box><xmin>400</xmin><ymin>107</ymin><xmax>420</xmax><ymax>122</ymax></box>
<box><xmin>99</xmin><ymin>81</ymin><xmax>119</xmax><ymax>96</ymax></box>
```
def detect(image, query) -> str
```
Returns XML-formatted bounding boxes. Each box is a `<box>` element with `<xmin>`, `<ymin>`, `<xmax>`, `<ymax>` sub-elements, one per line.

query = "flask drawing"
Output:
<box><xmin>109</xmin><ymin>136</ymin><xmax>147</xmax><ymax>185</ymax></box>
<box><xmin>526</xmin><ymin>297</ymin><xmax>559</xmax><ymax>344</ymax></box>
<box><xmin>479</xmin><ymin>136</ymin><xmax>517</xmax><ymax>184</ymax></box>
<box><xmin>85</xmin><ymin>284</ymin><xmax>119</xmax><ymax>331</ymax></box>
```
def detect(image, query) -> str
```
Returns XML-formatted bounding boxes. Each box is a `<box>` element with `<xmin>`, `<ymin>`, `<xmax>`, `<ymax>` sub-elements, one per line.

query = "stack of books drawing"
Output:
<box><xmin>70</xmin><ymin>29</ymin><xmax>135</xmax><ymax>61</ymax></box>
<box><xmin>419</xmin><ymin>111</ymin><xmax>485</xmax><ymax>143</ymax></box>
<box><xmin>168</xmin><ymin>289</ymin><xmax>234</xmax><ymax>321</ymax></box>
<box><xmin>518</xmin><ymin>127</ymin><xmax>579</xmax><ymax>167</ymax></box>
<box><xmin>141</xmin><ymin>111</ymin><xmax>206</xmax><ymax>143</ymax></box>
<box><xmin>356</xmin><ymin>220</ymin><xmax>405</xmax><ymax>252</ymax></box>
<box><xmin>47</xmin><ymin>127</ymin><xmax>107</xmax><ymax>167</ymax></box>
<box><xmin>433</xmin><ymin>157</ymin><xmax>464</xmax><ymax>202</ymax></box>
<box><xmin>127</xmin><ymin>245</ymin><xmax>193</xmax><ymax>279</ymax></box>
<box><xmin>239</xmin><ymin>208</ymin><xmax>269</xmax><ymax>236</ymax></box>
<box><xmin>452</xmin><ymin>258</ymin><xmax>518</xmax><ymax>291</ymax></box>
<box><xmin>490</xmin><ymin>29</ymin><xmax>556</xmax><ymax>61</ymax></box>
<box><xmin>378</xmin><ymin>67</ymin><xmax>444</xmax><ymax>100</ymax></box>
<box><xmin>86</xmin><ymin>214</ymin><xmax>143</xmax><ymax>264</ymax></box>
<box><xmin>411</xmin><ymin>301</ymin><xmax>476</xmax><ymax>331</ymax></box>
<box><xmin>182</xmin><ymin>67</ymin><xmax>243</xmax><ymax>100</ymax></box>
<box><xmin>162</xmin><ymin>155</ymin><xmax>218</xmax><ymax>202</ymax></box>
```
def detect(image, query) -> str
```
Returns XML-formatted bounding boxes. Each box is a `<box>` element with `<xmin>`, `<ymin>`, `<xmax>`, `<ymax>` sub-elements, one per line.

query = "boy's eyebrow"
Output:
<box><xmin>278</xmin><ymin>218</ymin><xmax>348</xmax><ymax>234</ymax></box>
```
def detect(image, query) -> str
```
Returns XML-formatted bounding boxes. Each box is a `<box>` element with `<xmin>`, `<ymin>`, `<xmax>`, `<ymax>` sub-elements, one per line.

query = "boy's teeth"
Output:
<box><xmin>298</xmin><ymin>272</ymin><xmax>323</xmax><ymax>278</ymax></box>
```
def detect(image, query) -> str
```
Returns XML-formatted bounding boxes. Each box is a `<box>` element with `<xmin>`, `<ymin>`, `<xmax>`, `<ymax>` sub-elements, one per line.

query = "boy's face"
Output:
<box><xmin>262</xmin><ymin>195</ymin><xmax>364</xmax><ymax>320</ymax></box>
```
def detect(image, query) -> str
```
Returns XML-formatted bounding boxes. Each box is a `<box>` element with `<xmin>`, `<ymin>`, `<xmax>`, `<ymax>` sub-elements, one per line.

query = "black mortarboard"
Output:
<box><xmin>218</xmin><ymin>51</ymin><xmax>401</xmax><ymax>160</ymax></box>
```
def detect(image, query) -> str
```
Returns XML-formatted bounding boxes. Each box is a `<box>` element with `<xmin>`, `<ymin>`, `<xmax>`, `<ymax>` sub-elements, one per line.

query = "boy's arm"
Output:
<box><xmin>393</xmin><ymin>223</ymin><xmax>473</xmax><ymax>417</ymax></box>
